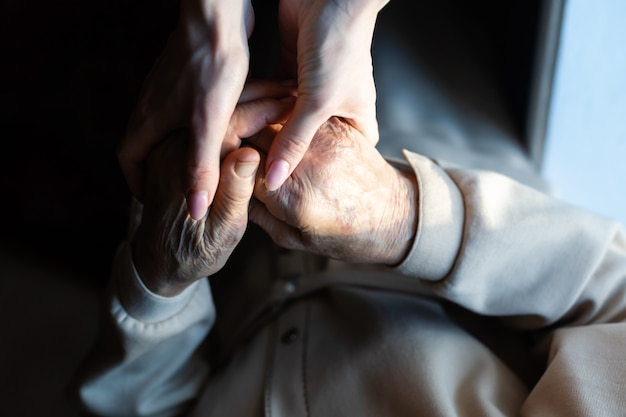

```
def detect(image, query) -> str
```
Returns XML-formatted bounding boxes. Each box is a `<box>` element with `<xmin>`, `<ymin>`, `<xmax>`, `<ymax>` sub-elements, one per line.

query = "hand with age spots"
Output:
<box><xmin>249</xmin><ymin>117</ymin><xmax>418</xmax><ymax>266</ymax></box>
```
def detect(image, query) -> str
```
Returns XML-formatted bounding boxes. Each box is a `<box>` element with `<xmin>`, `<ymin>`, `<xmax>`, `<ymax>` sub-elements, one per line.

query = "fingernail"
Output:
<box><xmin>235</xmin><ymin>160</ymin><xmax>258</xmax><ymax>178</ymax></box>
<box><xmin>186</xmin><ymin>190</ymin><xmax>208</xmax><ymax>220</ymax></box>
<box><xmin>265</xmin><ymin>159</ymin><xmax>289</xmax><ymax>191</ymax></box>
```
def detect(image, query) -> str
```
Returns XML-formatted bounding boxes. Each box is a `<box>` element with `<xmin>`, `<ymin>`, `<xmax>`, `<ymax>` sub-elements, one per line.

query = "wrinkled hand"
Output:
<box><xmin>131</xmin><ymin>85</ymin><xmax>293</xmax><ymax>297</ymax></box>
<box><xmin>118</xmin><ymin>0</ymin><xmax>254</xmax><ymax>221</ymax></box>
<box><xmin>249</xmin><ymin>117</ymin><xmax>417</xmax><ymax>266</ymax></box>
<box><xmin>263</xmin><ymin>0</ymin><xmax>389</xmax><ymax>191</ymax></box>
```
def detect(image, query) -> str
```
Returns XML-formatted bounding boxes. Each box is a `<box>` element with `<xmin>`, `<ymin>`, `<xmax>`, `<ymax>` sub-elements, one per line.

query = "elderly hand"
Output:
<box><xmin>118</xmin><ymin>0</ymin><xmax>255</xmax><ymax>221</ymax></box>
<box><xmin>262</xmin><ymin>0</ymin><xmax>389</xmax><ymax>191</ymax></box>
<box><xmin>131</xmin><ymin>84</ymin><xmax>293</xmax><ymax>297</ymax></box>
<box><xmin>249</xmin><ymin>117</ymin><xmax>418</xmax><ymax>266</ymax></box>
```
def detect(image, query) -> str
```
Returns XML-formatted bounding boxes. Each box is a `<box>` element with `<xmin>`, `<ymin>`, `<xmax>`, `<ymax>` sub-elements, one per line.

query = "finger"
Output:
<box><xmin>224</xmin><ymin>97</ymin><xmax>295</xmax><ymax>154</ymax></box>
<box><xmin>244</xmin><ymin>123</ymin><xmax>281</xmax><ymax>154</ymax></box>
<box><xmin>238</xmin><ymin>79</ymin><xmax>297</xmax><ymax>104</ymax></box>
<box><xmin>208</xmin><ymin>147</ymin><xmax>260</xmax><ymax>241</ymax></box>
<box><xmin>251</xmin><ymin>151</ymin><xmax>295</xmax><ymax>225</ymax></box>
<box><xmin>187</xmin><ymin>70</ymin><xmax>247</xmax><ymax>220</ymax></box>
<box><xmin>349</xmin><ymin>108</ymin><xmax>380</xmax><ymax>146</ymax></box>
<box><xmin>249</xmin><ymin>199</ymin><xmax>303</xmax><ymax>251</ymax></box>
<box><xmin>190</xmin><ymin>92</ymin><xmax>294</xmax><ymax>220</ymax></box>
<box><xmin>264</xmin><ymin>100</ymin><xmax>328</xmax><ymax>191</ymax></box>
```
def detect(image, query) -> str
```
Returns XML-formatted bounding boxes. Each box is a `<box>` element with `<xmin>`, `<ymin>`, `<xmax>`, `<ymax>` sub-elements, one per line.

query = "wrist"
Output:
<box><xmin>383</xmin><ymin>168</ymin><xmax>418</xmax><ymax>266</ymax></box>
<box><xmin>179</xmin><ymin>0</ymin><xmax>252</xmax><ymax>44</ymax></box>
<box><xmin>131</xmin><ymin>230</ymin><xmax>190</xmax><ymax>297</ymax></box>
<box><xmin>330</xmin><ymin>0</ymin><xmax>386</xmax><ymax>56</ymax></box>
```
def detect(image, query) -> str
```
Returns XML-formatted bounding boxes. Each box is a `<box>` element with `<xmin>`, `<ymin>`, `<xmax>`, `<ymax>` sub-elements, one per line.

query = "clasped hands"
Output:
<box><xmin>132</xmin><ymin>82</ymin><xmax>417</xmax><ymax>296</ymax></box>
<box><xmin>118</xmin><ymin>0</ymin><xmax>388</xmax><ymax>222</ymax></box>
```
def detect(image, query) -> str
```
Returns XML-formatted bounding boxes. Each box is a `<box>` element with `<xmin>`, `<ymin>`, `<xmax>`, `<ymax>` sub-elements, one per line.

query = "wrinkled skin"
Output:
<box><xmin>117</xmin><ymin>0</ymin><xmax>388</xmax><ymax>222</ymax></box>
<box><xmin>250</xmin><ymin>117</ymin><xmax>418</xmax><ymax>266</ymax></box>
<box><xmin>131</xmin><ymin>135</ymin><xmax>256</xmax><ymax>297</ymax></box>
<box><xmin>131</xmin><ymin>84</ymin><xmax>293</xmax><ymax>296</ymax></box>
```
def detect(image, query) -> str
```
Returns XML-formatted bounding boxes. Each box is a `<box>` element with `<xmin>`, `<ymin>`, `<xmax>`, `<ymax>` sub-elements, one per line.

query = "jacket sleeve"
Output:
<box><xmin>69</xmin><ymin>242</ymin><xmax>216</xmax><ymax>417</ymax></box>
<box><xmin>395</xmin><ymin>150</ymin><xmax>626</xmax><ymax>415</ymax></box>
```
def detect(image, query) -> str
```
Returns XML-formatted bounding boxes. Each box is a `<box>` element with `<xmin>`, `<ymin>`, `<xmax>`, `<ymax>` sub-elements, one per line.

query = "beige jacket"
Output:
<box><xmin>72</xmin><ymin>150</ymin><xmax>626</xmax><ymax>417</ymax></box>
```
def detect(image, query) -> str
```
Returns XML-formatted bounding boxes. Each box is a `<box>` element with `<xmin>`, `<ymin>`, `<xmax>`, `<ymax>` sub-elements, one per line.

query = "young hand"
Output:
<box><xmin>263</xmin><ymin>0</ymin><xmax>389</xmax><ymax>191</ymax></box>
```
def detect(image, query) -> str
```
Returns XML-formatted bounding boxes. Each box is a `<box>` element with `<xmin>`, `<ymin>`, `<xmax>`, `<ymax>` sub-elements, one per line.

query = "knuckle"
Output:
<box><xmin>186</xmin><ymin>162</ymin><xmax>218</xmax><ymax>187</ymax></box>
<box><xmin>211</xmin><ymin>215</ymin><xmax>247</xmax><ymax>249</ymax></box>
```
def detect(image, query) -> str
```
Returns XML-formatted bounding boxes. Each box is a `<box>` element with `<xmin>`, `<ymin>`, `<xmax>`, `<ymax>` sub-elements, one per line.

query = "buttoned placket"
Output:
<box><xmin>262</xmin><ymin>249</ymin><xmax>323</xmax><ymax>417</ymax></box>
<box><xmin>264</xmin><ymin>298</ymin><xmax>310</xmax><ymax>417</ymax></box>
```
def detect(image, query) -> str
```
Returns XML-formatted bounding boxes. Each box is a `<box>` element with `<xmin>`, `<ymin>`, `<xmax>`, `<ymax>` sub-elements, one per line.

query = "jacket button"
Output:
<box><xmin>281</xmin><ymin>328</ymin><xmax>298</xmax><ymax>344</ymax></box>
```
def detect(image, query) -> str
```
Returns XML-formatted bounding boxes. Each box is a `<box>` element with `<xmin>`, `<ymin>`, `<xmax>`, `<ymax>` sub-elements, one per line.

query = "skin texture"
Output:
<box><xmin>265</xmin><ymin>0</ymin><xmax>389</xmax><ymax>191</ymax></box>
<box><xmin>117</xmin><ymin>0</ymin><xmax>388</xmax><ymax>223</ymax></box>
<box><xmin>118</xmin><ymin>0</ymin><xmax>255</xmax><ymax>221</ymax></box>
<box><xmin>132</xmin><ymin>96</ymin><xmax>418</xmax><ymax>296</ymax></box>
<box><xmin>132</xmin><ymin>83</ymin><xmax>293</xmax><ymax>296</ymax></box>
<box><xmin>249</xmin><ymin>117</ymin><xmax>418</xmax><ymax>266</ymax></box>
<box><xmin>132</xmin><ymin>138</ymin><xmax>259</xmax><ymax>296</ymax></box>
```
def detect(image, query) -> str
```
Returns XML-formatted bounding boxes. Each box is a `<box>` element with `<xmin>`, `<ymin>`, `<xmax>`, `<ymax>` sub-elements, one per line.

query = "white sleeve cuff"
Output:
<box><xmin>112</xmin><ymin>242</ymin><xmax>209</xmax><ymax>323</ymax></box>
<box><xmin>394</xmin><ymin>150</ymin><xmax>465</xmax><ymax>281</ymax></box>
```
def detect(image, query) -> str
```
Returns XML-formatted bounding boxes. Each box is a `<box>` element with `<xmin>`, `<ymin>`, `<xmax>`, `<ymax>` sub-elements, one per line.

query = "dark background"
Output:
<box><xmin>1</xmin><ymin>0</ymin><xmax>179</xmax><ymax>287</ymax></box>
<box><xmin>0</xmin><ymin>4</ymin><xmax>179</xmax><ymax>412</ymax></box>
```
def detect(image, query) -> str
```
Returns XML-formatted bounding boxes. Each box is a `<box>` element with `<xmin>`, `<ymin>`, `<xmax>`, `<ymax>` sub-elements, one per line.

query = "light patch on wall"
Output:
<box><xmin>542</xmin><ymin>0</ymin><xmax>626</xmax><ymax>227</ymax></box>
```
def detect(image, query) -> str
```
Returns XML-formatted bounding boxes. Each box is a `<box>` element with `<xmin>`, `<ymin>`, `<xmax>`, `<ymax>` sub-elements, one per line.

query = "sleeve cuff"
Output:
<box><xmin>111</xmin><ymin>242</ymin><xmax>209</xmax><ymax>323</ymax></box>
<box><xmin>394</xmin><ymin>150</ymin><xmax>465</xmax><ymax>281</ymax></box>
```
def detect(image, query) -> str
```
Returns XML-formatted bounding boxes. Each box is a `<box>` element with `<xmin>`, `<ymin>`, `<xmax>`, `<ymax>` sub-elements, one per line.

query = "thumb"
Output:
<box><xmin>264</xmin><ymin>99</ymin><xmax>327</xmax><ymax>191</ymax></box>
<box><xmin>208</xmin><ymin>147</ymin><xmax>260</xmax><ymax>235</ymax></box>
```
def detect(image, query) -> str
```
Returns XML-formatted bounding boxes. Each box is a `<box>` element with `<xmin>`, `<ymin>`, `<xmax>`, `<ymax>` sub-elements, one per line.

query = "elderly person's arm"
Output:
<box><xmin>249</xmin><ymin>117</ymin><xmax>626</xmax><ymax>415</ymax></box>
<box><xmin>70</xmin><ymin>85</ymin><xmax>292</xmax><ymax>417</ymax></box>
